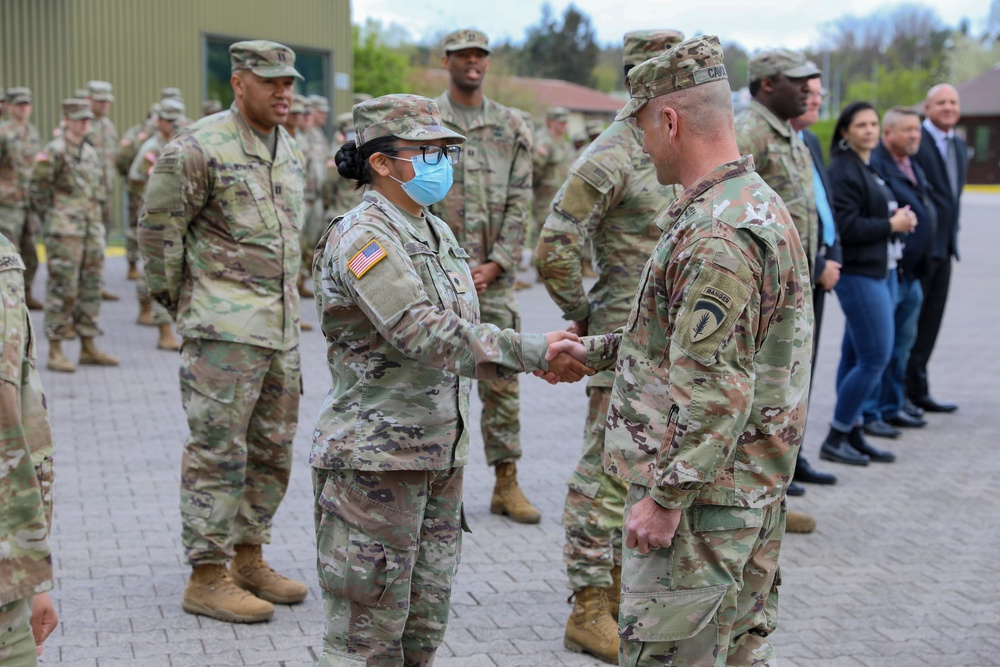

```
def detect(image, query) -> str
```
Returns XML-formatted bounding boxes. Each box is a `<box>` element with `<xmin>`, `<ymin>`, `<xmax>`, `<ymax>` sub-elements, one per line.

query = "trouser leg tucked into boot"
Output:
<box><xmin>183</xmin><ymin>563</ymin><xmax>274</xmax><ymax>623</ymax></box>
<box><xmin>490</xmin><ymin>460</ymin><xmax>540</xmax><ymax>524</ymax></box>
<box><xmin>564</xmin><ymin>587</ymin><xmax>619</xmax><ymax>664</ymax></box>
<box><xmin>230</xmin><ymin>544</ymin><xmax>307</xmax><ymax>605</ymax></box>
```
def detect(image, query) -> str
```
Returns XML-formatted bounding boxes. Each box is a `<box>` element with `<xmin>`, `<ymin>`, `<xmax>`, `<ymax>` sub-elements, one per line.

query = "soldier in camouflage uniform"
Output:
<box><xmin>0</xmin><ymin>87</ymin><xmax>43</xmax><ymax>310</ymax></box>
<box><xmin>30</xmin><ymin>99</ymin><xmax>119</xmax><ymax>373</ymax></box>
<box><xmin>116</xmin><ymin>102</ymin><xmax>160</xmax><ymax>281</ymax></box>
<box><xmin>535</xmin><ymin>29</ymin><xmax>685</xmax><ymax>664</ymax></box>
<box><xmin>431</xmin><ymin>29</ymin><xmax>542</xmax><ymax>523</ymax></box>
<box><xmin>0</xmin><ymin>233</ymin><xmax>57</xmax><ymax>665</ymax></box>
<box><xmin>201</xmin><ymin>99</ymin><xmax>223</xmax><ymax>117</ymax></box>
<box><xmin>529</xmin><ymin>107</ymin><xmax>571</xmax><ymax>248</ymax></box>
<box><xmin>285</xmin><ymin>95</ymin><xmax>318</xmax><ymax>305</ymax></box>
<box><xmin>546</xmin><ymin>36</ymin><xmax>814</xmax><ymax>666</ymax></box>
<box><xmin>128</xmin><ymin>98</ymin><xmax>186</xmax><ymax>351</ymax></box>
<box><xmin>323</xmin><ymin>112</ymin><xmax>365</xmax><ymax>222</ymax></box>
<box><xmin>85</xmin><ymin>81</ymin><xmax>121</xmax><ymax>300</ymax></box>
<box><xmin>313</xmin><ymin>93</ymin><xmax>589</xmax><ymax>667</ymax></box>
<box><xmin>302</xmin><ymin>96</ymin><xmax>330</xmax><ymax>285</ymax></box>
<box><xmin>139</xmin><ymin>40</ymin><xmax>309</xmax><ymax>624</ymax></box>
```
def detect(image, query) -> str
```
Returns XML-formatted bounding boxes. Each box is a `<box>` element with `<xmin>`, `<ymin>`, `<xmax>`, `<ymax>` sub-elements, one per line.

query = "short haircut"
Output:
<box><xmin>882</xmin><ymin>106</ymin><xmax>920</xmax><ymax>131</ymax></box>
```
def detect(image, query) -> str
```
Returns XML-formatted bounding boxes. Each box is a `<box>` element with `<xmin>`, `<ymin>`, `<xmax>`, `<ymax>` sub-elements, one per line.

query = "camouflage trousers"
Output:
<box><xmin>563</xmin><ymin>386</ymin><xmax>627</xmax><ymax>590</ymax></box>
<box><xmin>179</xmin><ymin>339</ymin><xmax>300</xmax><ymax>565</ymax></box>
<box><xmin>477</xmin><ymin>284</ymin><xmax>521</xmax><ymax>465</ymax></box>
<box><xmin>0</xmin><ymin>598</ymin><xmax>36</xmax><ymax>666</ymax></box>
<box><xmin>125</xmin><ymin>190</ymin><xmax>141</xmax><ymax>264</ymax></box>
<box><xmin>43</xmin><ymin>229</ymin><xmax>105</xmax><ymax>340</ymax></box>
<box><xmin>313</xmin><ymin>466</ymin><xmax>464</xmax><ymax>667</ymax></box>
<box><xmin>300</xmin><ymin>198</ymin><xmax>326</xmax><ymax>278</ymax></box>
<box><xmin>0</xmin><ymin>205</ymin><xmax>39</xmax><ymax>292</ymax></box>
<box><xmin>619</xmin><ymin>485</ymin><xmax>785</xmax><ymax>667</ymax></box>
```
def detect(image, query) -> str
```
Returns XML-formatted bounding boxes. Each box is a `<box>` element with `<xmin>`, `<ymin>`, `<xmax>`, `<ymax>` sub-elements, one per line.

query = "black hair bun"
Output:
<box><xmin>335</xmin><ymin>140</ymin><xmax>361</xmax><ymax>180</ymax></box>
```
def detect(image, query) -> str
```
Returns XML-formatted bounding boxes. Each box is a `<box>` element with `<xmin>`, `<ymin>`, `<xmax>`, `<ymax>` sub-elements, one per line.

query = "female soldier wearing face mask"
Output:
<box><xmin>309</xmin><ymin>94</ymin><xmax>591</xmax><ymax>666</ymax></box>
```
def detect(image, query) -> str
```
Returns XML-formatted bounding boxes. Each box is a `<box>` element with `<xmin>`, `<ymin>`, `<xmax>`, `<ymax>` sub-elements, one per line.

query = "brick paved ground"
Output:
<box><xmin>33</xmin><ymin>193</ymin><xmax>999</xmax><ymax>666</ymax></box>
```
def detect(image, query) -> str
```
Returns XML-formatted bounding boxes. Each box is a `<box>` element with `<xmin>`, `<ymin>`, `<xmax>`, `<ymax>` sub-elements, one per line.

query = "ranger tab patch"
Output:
<box><xmin>348</xmin><ymin>240</ymin><xmax>387</xmax><ymax>279</ymax></box>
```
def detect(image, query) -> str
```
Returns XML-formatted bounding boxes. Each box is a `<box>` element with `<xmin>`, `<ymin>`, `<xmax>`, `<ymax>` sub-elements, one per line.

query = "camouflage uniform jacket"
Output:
<box><xmin>139</xmin><ymin>106</ymin><xmax>305</xmax><ymax>351</ymax></box>
<box><xmin>532</xmin><ymin>128</ymin><xmax>571</xmax><ymax>222</ymax></box>
<box><xmin>29</xmin><ymin>136</ymin><xmax>105</xmax><ymax>236</ymax></box>
<box><xmin>431</xmin><ymin>93</ymin><xmax>533</xmax><ymax>274</ymax></box>
<box><xmin>0</xmin><ymin>121</ymin><xmax>41</xmax><ymax>208</ymax></box>
<box><xmin>128</xmin><ymin>133</ymin><xmax>167</xmax><ymax>191</ymax></box>
<box><xmin>584</xmin><ymin>156</ymin><xmax>813</xmax><ymax>510</ymax></box>
<box><xmin>535</xmin><ymin>119</ymin><xmax>680</xmax><ymax>387</ymax></box>
<box><xmin>115</xmin><ymin>120</ymin><xmax>154</xmax><ymax>178</ymax></box>
<box><xmin>323</xmin><ymin>136</ymin><xmax>364</xmax><ymax>220</ymax></box>
<box><xmin>735</xmin><ymin>100</ymin><xmax>817</xmax><ymax>274</ymax></box>
<box><xmin>311</xmin><ymin>191</ymin><xmax>549</xmax><ymax>472</ymax></box>
<box><xmin>85</xmin><ymin>115</ymin><xmax>119</xmax><ymax>203</ymax></box>
<box><xmin>0</xmin><ymin>235</ymin><xmax>54</xmax><ymax>605</ymax></box>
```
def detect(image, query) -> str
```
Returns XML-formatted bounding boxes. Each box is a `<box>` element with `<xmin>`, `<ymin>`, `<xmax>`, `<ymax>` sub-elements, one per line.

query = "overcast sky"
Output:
<box><xmin>354</xmin><ymin>0</ymin><xmax>991</xmax><ymax>51</ymax></box>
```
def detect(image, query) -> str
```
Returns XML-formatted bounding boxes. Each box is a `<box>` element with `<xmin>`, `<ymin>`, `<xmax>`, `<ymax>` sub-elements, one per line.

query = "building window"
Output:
<box><xmin>204</xmin><ymin>35</ymin><xmax>330</xmax><ymax>110</ymax></box>
<box><xmin>973</xmin><ymin>125</ymin><xmax>991</xmax><ymax>164</ymax></box>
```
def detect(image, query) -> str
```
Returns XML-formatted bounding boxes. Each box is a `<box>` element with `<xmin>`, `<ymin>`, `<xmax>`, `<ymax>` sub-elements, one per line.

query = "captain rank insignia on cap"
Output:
<box><xmin>348</xmin><ymin>240</ymin><xmax>387</xmax><ymax>279</ymax></box>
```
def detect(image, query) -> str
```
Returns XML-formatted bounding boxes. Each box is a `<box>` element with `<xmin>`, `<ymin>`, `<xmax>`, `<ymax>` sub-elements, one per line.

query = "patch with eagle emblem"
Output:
<box><xmin>675</xmin><ymin>260</ymin><xmax>752</xmax><ymax>365</ymax></box>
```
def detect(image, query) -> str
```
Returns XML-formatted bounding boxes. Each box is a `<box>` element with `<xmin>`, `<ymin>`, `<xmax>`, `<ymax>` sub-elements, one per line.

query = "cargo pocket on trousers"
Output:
<box><xmin>619</xmin><ymin>583</ymin><xmax>727</xmax><ymax>644</ymax></box>
<box><xmin>178</xmin><ymin>349</ymin><xmax>238</xmax><ymax>404</ymax></box>
<box><xmin>316</xmin><ymin>473</ymin><xmax>419</xmax><ymax>610</ymax></box>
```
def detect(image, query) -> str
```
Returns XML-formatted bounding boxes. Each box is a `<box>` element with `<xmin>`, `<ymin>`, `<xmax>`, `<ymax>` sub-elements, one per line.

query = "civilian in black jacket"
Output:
<box><xmin>907</xmin><ymin>84</ymin><xmax>967</xmax><ymax>413</ymax></box>
<box><xmin>867</xmin><ymin>107</ymin><xmax>937</xmax><ymax>431</ymax></box>
<box><xmin>819</xmin><ymin>102</ymin><xmax>915</xmax><ymax>467</ymax></box>
<box><xmin>788</xmin><ymin>77</ymin><xmax>839</xmax><ymax>487</ymax></box>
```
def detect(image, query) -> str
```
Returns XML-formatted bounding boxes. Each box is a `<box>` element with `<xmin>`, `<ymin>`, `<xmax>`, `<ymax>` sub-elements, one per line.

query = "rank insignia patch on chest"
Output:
<box><xmin>348</xmin><ymin>239</ymin><xmax>387</xmax><ymax>279</ymax></box>
<box><xmin>690</xmin><ymin>287</ymin><xmax>733</xmax><ymax>343</ymax></box>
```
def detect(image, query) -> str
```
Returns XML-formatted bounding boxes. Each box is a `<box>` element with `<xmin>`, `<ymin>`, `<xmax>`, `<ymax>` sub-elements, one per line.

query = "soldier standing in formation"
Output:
<box><xmin>529</xmin><ymin>106</ymin><xmax>570</xmax><ymax>252</ymax></box>
<box><xmin>30</xmin><ymin>99</ymin><xmax>119</xmax><ymax>372</ymax></box>
<box><xmin>116</xmin><ymin>101</ymin><xmax>158</xmax><ymax>281</ymax></box>
<box><xmin>535</xmin><ymin>29</ymin><xmax>685</xmax><ymax>664</ymax></box>
<box><xmin>85</xmin><ymin>81</ymin><xmax>121</xmax><ymax>301</ymax></box>
<box><xmin>139</xmin><ymin>40</ymin><xmax>308</xmax><ymax>624</ymax></box>
<box><xmin>0</xmin><ymin>87</ymin><xmax>42</xmax><ymax>309</ymax></box>
<box><xmin>313</xmin><ymin>93</ymin><xmax>589</xmax><ymax>667</ymax></box>
<box><xmin>546</xmin><ymin>35</ymin><xmax>813</xmax><ymax>665</ymax></box>
<box><xmin>432</xmin><ymin>29</ymin><xmax>542</xmax><ymax>523</ymax></box>
<box><xmin>201</xmin><ymin>99</ymin><xmax>223</xmax><ymax>117</ymax></box>
<box><xmin>0</xmin><ymin>232</ymin><xmax>57</xmax><ymax>666</ymax></box>
<box><xmin>323</xmin><ymin>111</ymin><xmax>364</xmax><ymax>221</ymax></box>
<box><xmin>128</xmin><ymin>97</ymin><xmax>186</xmax><ymax>351</ymax></box>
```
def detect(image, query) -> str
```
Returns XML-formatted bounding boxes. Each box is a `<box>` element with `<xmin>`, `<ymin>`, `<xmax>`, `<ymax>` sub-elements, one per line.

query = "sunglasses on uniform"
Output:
<box><xmin>384</xmin><ymin>144</ymin><xmax>462</xmax><ymax>165</ymax></box>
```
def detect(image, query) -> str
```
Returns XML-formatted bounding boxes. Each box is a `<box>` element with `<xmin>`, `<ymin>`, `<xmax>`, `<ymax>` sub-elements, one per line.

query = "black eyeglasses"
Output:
<box><xmin>387</xmin><ymin>144</ymin><xmax>462</xmax><ymax>165</ymax></box>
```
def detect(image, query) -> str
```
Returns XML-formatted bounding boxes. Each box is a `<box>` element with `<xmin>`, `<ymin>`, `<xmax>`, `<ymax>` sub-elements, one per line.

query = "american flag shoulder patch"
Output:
<box><xmin>348</xmin><ymin>239</ymin><xmax>387</xmax><ymax>279</ymax></box>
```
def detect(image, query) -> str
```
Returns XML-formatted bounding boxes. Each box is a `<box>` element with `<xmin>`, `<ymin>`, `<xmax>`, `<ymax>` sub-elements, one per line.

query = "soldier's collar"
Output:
<box><xmin>659</xmin><ymin>155</ymin><xmax>756</xmax><ymax>230</ymax></box>
<box><xmin>749</xmin><ymin>100</ymin><xmax>793</xmax><ymax>139</ymax></box>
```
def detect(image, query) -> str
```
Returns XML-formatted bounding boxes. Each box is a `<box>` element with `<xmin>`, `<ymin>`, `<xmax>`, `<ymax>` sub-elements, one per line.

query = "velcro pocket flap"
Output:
<box><xmin>620</xmin><ymin>583</ymin><xmax>727</xmax><ymax>642</ymax></box>
<box><xmin>318</xmin><ymin>474</ymin><xmax>420</xmax><ymax>552</ymax></box>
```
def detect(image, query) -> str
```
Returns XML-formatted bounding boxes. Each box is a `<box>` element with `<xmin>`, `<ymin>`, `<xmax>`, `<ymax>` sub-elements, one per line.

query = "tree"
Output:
<box><xmin>352</xmin><ymin>20</ymin><xmax>410</xmax><ymax>97</ymax></box>
<box><xmin>945</xmin><ymin>32</ymin><xmax>1000</xmax><ymax>85</ymax></box>
<box><xmin>518</xmin><ymin>3</ymin><xmax>599</xmax><ymax>85</ymax></box>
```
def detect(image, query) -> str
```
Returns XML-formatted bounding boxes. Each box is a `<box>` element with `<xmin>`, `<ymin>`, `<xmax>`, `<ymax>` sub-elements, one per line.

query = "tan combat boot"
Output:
<box><xmin>786</xmin><ymin>510</ymin><xmax>817</xmax><ymax>534</ymax></box>
<box><xmin>297</xmin><ymin>274</ymin><xmax>314</xmax><ymax>299</ymax></box>
<box><xmin>126</xmin><ymin>261</ymin><xmax>140</xmax><ymax>281</ymax></box>
<box><xmin>136</xmin><ymin>299</ymin><xmax>155</xmax><ymax>326</ymax></box>
<box><xmin>300</xmin><ymin>320</ymin><xmax>314</xmax><ymax>331</ymax></box>
<box><xmin>230</xmin><ymin>544</ymin><xmax>308</xmax><ymax>604</ymax></box>
<box><xmin>490</xmin><ymin>460</ymin><xmax>541</xmax><ymax>524</ymax></box>
<box><xmin>606</xmin><ymin>564</ymin><xmax>621</xmax><ymax>620</ymax></box>
<box><xmin>101</xmin><ymin>289</ymin><xmax>120</xmax><ymax>301</ymax></box>
<box><xmin>47</xmin><ymin>340</ymin><xmax>76</xmax><ymax>373</ymax></box>
<box><xmin>183</xmin><ymin>563</ymin><xmax>274</xmax><ymax>623</ymax></box>
<box><xmin>157</xmin><ymin>324</ymin><xmax>181</xmax><ymax>351</ymax></box>
<box><xmin>564</xmin><ymin>587</ymin><xmax>619</xmax><ymax>664</ymax></box>
<box><xmin>580</xmin><ymin>260</ymin><xmax>598</xmax><ymax>278</ymax></box>
<box><xmin>79</xmin><ymin>337</ymin><xmax>119</xmax><ymax>366</ymax></box>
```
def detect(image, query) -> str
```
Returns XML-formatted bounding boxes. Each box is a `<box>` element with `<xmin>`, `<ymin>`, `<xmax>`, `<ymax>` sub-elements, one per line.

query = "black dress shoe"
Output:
<box><xmin>885</xmin><ymin>412</ymin><xmax>927</xmax><ymax>428</ymax></box>
<box><xmin>849</xmin><ymin>426</ymin><xmax>896</xmax><ymax>463</ymax></box>
<box><xmin>819</xmin><ymin>429</ymin><xmax>870</xmax><ymax>466</ymax></box>
<box><xmin>902</xmin><ymin>399</ymin><xmax>924</xmax><ymax>419</ymax></box>
<box><xmin>912</xmin><ymin>395</ymin><xmax>958</xmax><ymax>413</ymax></box>
<box><xmin>794</xmin><ymin>457</ymin><xmax>838</xmax><ymax>485</ymax></box>
<box><xmin>863</xmin><ymin>419</ymin><xmax>901</xmax><ymax>439</ymax></box>
<box><xmin>786</xmin><ymin>482</ymin><xmax>806</xmax><ymax>496</ymax></box>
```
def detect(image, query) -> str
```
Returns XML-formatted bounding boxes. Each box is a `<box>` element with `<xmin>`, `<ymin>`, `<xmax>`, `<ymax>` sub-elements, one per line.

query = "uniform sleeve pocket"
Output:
<box><xmin>619</xmin><ymin>583</ymin><xmax>727</xmax><ymax>642</ymax></box>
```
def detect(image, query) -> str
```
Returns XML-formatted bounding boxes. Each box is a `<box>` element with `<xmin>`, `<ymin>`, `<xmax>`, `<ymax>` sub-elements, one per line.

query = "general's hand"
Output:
<box><xmin>30</xmin><ymin>592</ymin><xmax>58</xmax><ymax>656</ymax></box>
<box><xmin>567</xmin><ymin>318</ymin><xmax>589</xmax><ymax>337</ymax></box>
<box><xmin>817</xmin><ymin>259</ymin><xmax>841</xmax><ymax>291</ymax></box>
<box><xmin>624</xmin><ymin>495</ymin><xmax>682</xmax><ymax>555</ymax></box>
<box><xmin>533</xmin><ymin>331</ymin><xmax>593</xmax><ymax>383</ymax></box>
<box><xmin>471</xmin><ymin>262</ymin><xmax>502</xmax><ymax>294</ymax></box>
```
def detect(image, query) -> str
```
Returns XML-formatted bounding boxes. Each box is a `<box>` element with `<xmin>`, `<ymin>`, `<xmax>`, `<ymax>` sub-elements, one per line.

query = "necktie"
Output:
<box><xmin>945</xmin><ymin>137</ymin><xmax>959</xmax><ymax>198</ymax></box>
<box><xmin>812</xmin><ymin>164</ymin><xmax>836</xmax><ymax>248</ymax></box>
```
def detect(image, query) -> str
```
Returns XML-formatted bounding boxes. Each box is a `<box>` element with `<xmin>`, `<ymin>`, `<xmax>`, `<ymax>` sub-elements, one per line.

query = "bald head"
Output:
<box><xmin>925</xmin><ymin>83</ymin><xmax>960</xmax><ymax>132</ymax></box>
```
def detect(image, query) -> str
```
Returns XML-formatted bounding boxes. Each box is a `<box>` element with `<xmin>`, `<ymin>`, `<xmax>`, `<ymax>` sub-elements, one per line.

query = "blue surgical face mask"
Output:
<box><xmin>385</xmin><ymin>154</ymin><xmax>454</xmax><ymax>207</ymax></box>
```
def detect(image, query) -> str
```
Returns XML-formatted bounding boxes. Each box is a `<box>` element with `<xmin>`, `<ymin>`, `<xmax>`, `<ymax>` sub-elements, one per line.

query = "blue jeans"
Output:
<box><xmin>833</xmin><ymin>272</ymin><xmax>895</xmax><ymax>432</ymax></box>
<box><xmin>863</xmin><ymin>274</ymin><xmax>924</xmax><ymax>421</ymax></box>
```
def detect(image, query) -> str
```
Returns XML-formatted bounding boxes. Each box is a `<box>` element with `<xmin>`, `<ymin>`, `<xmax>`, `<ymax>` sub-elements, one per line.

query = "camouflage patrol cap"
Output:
<box><xmin>201</xmin><ymin>99</ymin><xmax>223</xmax><ymax>115</ymax></box>
<box><xmin>622</xmin><ymin>30</ymin><xmax>685</xmax><ymax>68</ymax></box>
<box><xmin>7</xmin><ymin>87</ymin><xmax>32</xmax><ymax>104</ymax></box>
<box><xmin>308</xmin><ymin>95</ymin><xmax>330</xmax><ymax>112</ymax></box>
<box><xmin>229</xmin><ymin>40</ymin><xmax>304</xmax><ymax>80</ymax></box>
<box><xmin>546</xmin><ymin>106</ymin><xmax>570</xmax><ymax>122</ymax></box>
<box><xmin>63</xmin><ymin>98</ymin><xmax>95</xmax><ymax>120</ymax></box>
<box><xmin>747</xmin><ymin>48</ymin><xmax>821</xmax><ymax>82</ymax></box>
<box><xmin>585</xmin><ymin>119</ymin><xmax>604</xmax><ymax>137</ymax></box>
<box><xmin>335</xmin><ymin>111</ymin><xmax>354</xmax><ymax>130</ymax></box>
<box><xmin>290</xmin><ymin>95</ymin><xmax>308</xmax><ymax>115</ymax></box>
<box><xmin>354</xmin><ymin>94</ymin><xmax>466</xmax><ymax>146</ymax></box>
<box><xmin>158</xmin><ymin>98</ymin><xmax>185</xmax><ymax>122</ymax></box>
<box><xmin>73</xmin><ymin>88</ymin><xmax>91</xmax><ymax>99</ymax></box>
<box><xmin>443</xmin><ymin>29</ymin><xmax>491</xmax><ymax>54</ymax></box>
<box><xmin>88</xmin><ymin>81</ymin><xmax>114</xmax><ymax>102</ymax></box>
<box><xmin>160</xmin><ymin>87</ymin><xmax>183</xmax><ymax>100</ymax></box>
<box><xmin>616</xmin><ymin>35</ymin><xmax>728</xmax><ymax>122</ymax></box>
